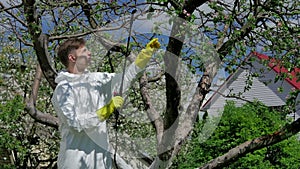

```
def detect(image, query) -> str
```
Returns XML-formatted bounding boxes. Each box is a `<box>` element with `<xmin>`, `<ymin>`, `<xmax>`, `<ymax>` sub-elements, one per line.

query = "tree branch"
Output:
<box><xmin>25</xmin><ymin>65</ymin><xmax>59</xmax><ymax>129</ymax></box>
<box><xmin>8</xmin><ymin>20</ymin><xmax>33</xmax><ymax>46</ymax></box>
<box><xmin>139</xmin><ymin>72</ymin><xmax>164</xmax><ymax>144</ymax></box>
<box><xmin>199</xmin><ymin>118</ymin><xmax>300</xmax><ymax>169</ymax></box>
<box><xmin>216</xmin><ymin>5</ymin><xmax>262</xmax><ymax>58</ymax></box>
<box><xmin>209</xmin><ymin>89</ymin><xmax>254</xmax><ymax>104</ymax></box>
<box><xmin>0</xmin><ymin>2</ymin><xmax>27</xmax><ymax>27</ymax></box>
<box><xmin>148</xmin><ymin>70</ymin><xmax>164</xmax><ymax>83</ymax></box>
<box><xmin>172</xmin><ymin>61</ymin><xmax>218</xmax><ymax>163</ymax></box>
<box><xmin>79</xmin><ymin>0</ymin><xmax>98</xmax><ymax>29</ymax></box>
<box><xmin>24</xmin><ymin>0</ymin><xmax>57</xmax><ymax>89</ymax></box>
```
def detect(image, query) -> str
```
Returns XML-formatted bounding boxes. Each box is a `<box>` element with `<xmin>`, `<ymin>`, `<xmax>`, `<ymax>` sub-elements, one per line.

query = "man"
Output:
<box><xmin>51</xmin><ymin>38</ymin><xmax>160</xmax><ymax>169</ymax></box>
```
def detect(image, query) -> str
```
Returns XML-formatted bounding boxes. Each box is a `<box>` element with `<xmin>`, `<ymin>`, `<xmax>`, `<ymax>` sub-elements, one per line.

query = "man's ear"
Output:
<box><xmin>68</xmin><ymin>54</ymin><xmax>76</xmax><ymax>63</ymax></box>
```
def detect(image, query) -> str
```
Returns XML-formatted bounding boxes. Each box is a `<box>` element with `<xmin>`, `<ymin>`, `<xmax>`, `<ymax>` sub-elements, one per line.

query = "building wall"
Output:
<box><xmin>296</xmin><ymin>95</ymin><xmax>300</xmax><ymax>120</ymax></box>
<box><xmin>251</xmin><ymin>60</ymin><xmax>300</xmax><ymax>120</ymax></box>
<box><xmin>251</xmin><ymin>60</ymin><xmax>293</xmax><ymax>102</ymax></box>
<box><xmin>202</xmin><ymin>59</ymin><xmax>299</xmax><ymax>120</ymax></box>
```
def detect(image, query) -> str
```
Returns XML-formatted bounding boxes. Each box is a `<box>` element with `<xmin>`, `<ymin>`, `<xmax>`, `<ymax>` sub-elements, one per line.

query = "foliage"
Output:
<box><xmin>173</xmin><ymin>101</ymin><xmax>300</xmax><ymax>169</ymax></box>
<box><xmin>0</xmin><ymin>43</ymin><xmax>59</xmax><ymax>168</ymax></box>
<box><xmin>0</xmin><ymin>95</ymin><xmax>59</xmax><ymax>168</ymax></box>
<box><xmin>0</xmin><ymin>96</ymin><xmax>25</xmax><ymax>168</ymax></box>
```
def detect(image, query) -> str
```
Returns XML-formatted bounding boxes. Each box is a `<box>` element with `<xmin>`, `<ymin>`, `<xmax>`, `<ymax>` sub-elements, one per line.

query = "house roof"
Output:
<box><xmin>201</xmin><ymin>52</ymin><xmax>300</xmax><ymax>110</ymax></box>
<box><xmin>253</xmin><ymin>52</ymin><xmax>300</xmax><ymax>90</ymax></box>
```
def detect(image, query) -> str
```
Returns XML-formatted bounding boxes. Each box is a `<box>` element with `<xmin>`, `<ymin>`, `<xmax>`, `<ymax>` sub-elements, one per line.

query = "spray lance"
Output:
<box><xmin>93</xmin><ymin>8</ymin><xmax>161</xmax><ymax>167</ymax></box>
<box><xmin>113</xmin><ymin>9</ymin><xmax>137</xmax><ymax>169</ymax></box>
<box><xmin>100</xmin><ymin>9</ymin><xmax>160</xmax><ymax>167</ymax></box>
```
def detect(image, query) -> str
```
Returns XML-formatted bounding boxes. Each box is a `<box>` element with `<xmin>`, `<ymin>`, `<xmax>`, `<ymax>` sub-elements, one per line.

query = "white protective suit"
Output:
<box><xmin>51</xmin><ymin>63</ymin><xmax>141</xmax><ymax>169</ymax></box>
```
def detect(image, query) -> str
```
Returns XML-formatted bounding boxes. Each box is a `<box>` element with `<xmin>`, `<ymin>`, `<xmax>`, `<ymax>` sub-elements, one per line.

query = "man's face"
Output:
<box><xmin>74</xmin><ymin>45</ymin><xmax>91</xmax><ymax>71</ymax></box>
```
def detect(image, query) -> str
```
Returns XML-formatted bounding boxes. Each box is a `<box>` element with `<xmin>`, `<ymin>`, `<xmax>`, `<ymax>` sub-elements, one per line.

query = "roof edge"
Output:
<box><xmin>253</xmin><ymin>52</ymin><xmax>300</xmax><ymax>90</ymax></box>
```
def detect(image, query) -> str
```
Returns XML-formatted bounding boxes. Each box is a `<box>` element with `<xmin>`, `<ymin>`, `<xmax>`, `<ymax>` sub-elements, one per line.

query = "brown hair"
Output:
<box><xmin>57</xmin><ymin>38</ymin><xmax>86</xmax><ymax>67</ymax></box>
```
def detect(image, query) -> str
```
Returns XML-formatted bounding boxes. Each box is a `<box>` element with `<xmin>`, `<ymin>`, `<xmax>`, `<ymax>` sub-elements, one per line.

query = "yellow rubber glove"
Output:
<box><xmin>96</xmin><ymin>96</ymin><xmax>124</xmax><ymax>121</ymax></box>
<box><xmin>135</xmin><ymin>38</ymin><xmax>161</xmax><ymax>69</ymax></box>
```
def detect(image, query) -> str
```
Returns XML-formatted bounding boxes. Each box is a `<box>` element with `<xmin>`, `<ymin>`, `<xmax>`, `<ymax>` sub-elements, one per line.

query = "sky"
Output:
<box><xmin>2</xmin><ymin>0</ymin><xmax>297</xmax><ymax>101</ymax></box>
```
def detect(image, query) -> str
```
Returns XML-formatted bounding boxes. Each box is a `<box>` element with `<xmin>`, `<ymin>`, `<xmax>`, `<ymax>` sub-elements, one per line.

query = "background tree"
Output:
<box><xmin>173</xmin><ymin>101</ymin><xmax>300</xmax><ymax>169</ymax></box>
<box><xmin>0</xmin><ymin>40</ymin><xmax>59</xmax><ymax>167</ymax></box>
<box><xmin>0</xmin><ymin>0</ymin><xmax>299</xmax><ymax>168</ymax></box>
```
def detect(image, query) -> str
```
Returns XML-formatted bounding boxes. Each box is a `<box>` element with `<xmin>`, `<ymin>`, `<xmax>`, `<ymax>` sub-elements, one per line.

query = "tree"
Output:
<box><xmin>173</xmin><ymin>101</ymin><xmax>300</xmax><ymax>169</ymax></box>
<box><xmin>0</xmin><ymin>41</ymin><xmax>59</xmax><ymax>167</ymax></box>
<box><xmin>0</xmin><ymin>0</ymin><xmax>299</xmax><ymax>168</ymax></box>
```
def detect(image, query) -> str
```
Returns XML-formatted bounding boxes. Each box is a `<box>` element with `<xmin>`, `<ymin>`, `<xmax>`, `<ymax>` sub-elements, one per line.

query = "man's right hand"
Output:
<box><xmin>134</xmin><ymin>38</ymin><xmax>160</xmax><ymax>69</ymax></box>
